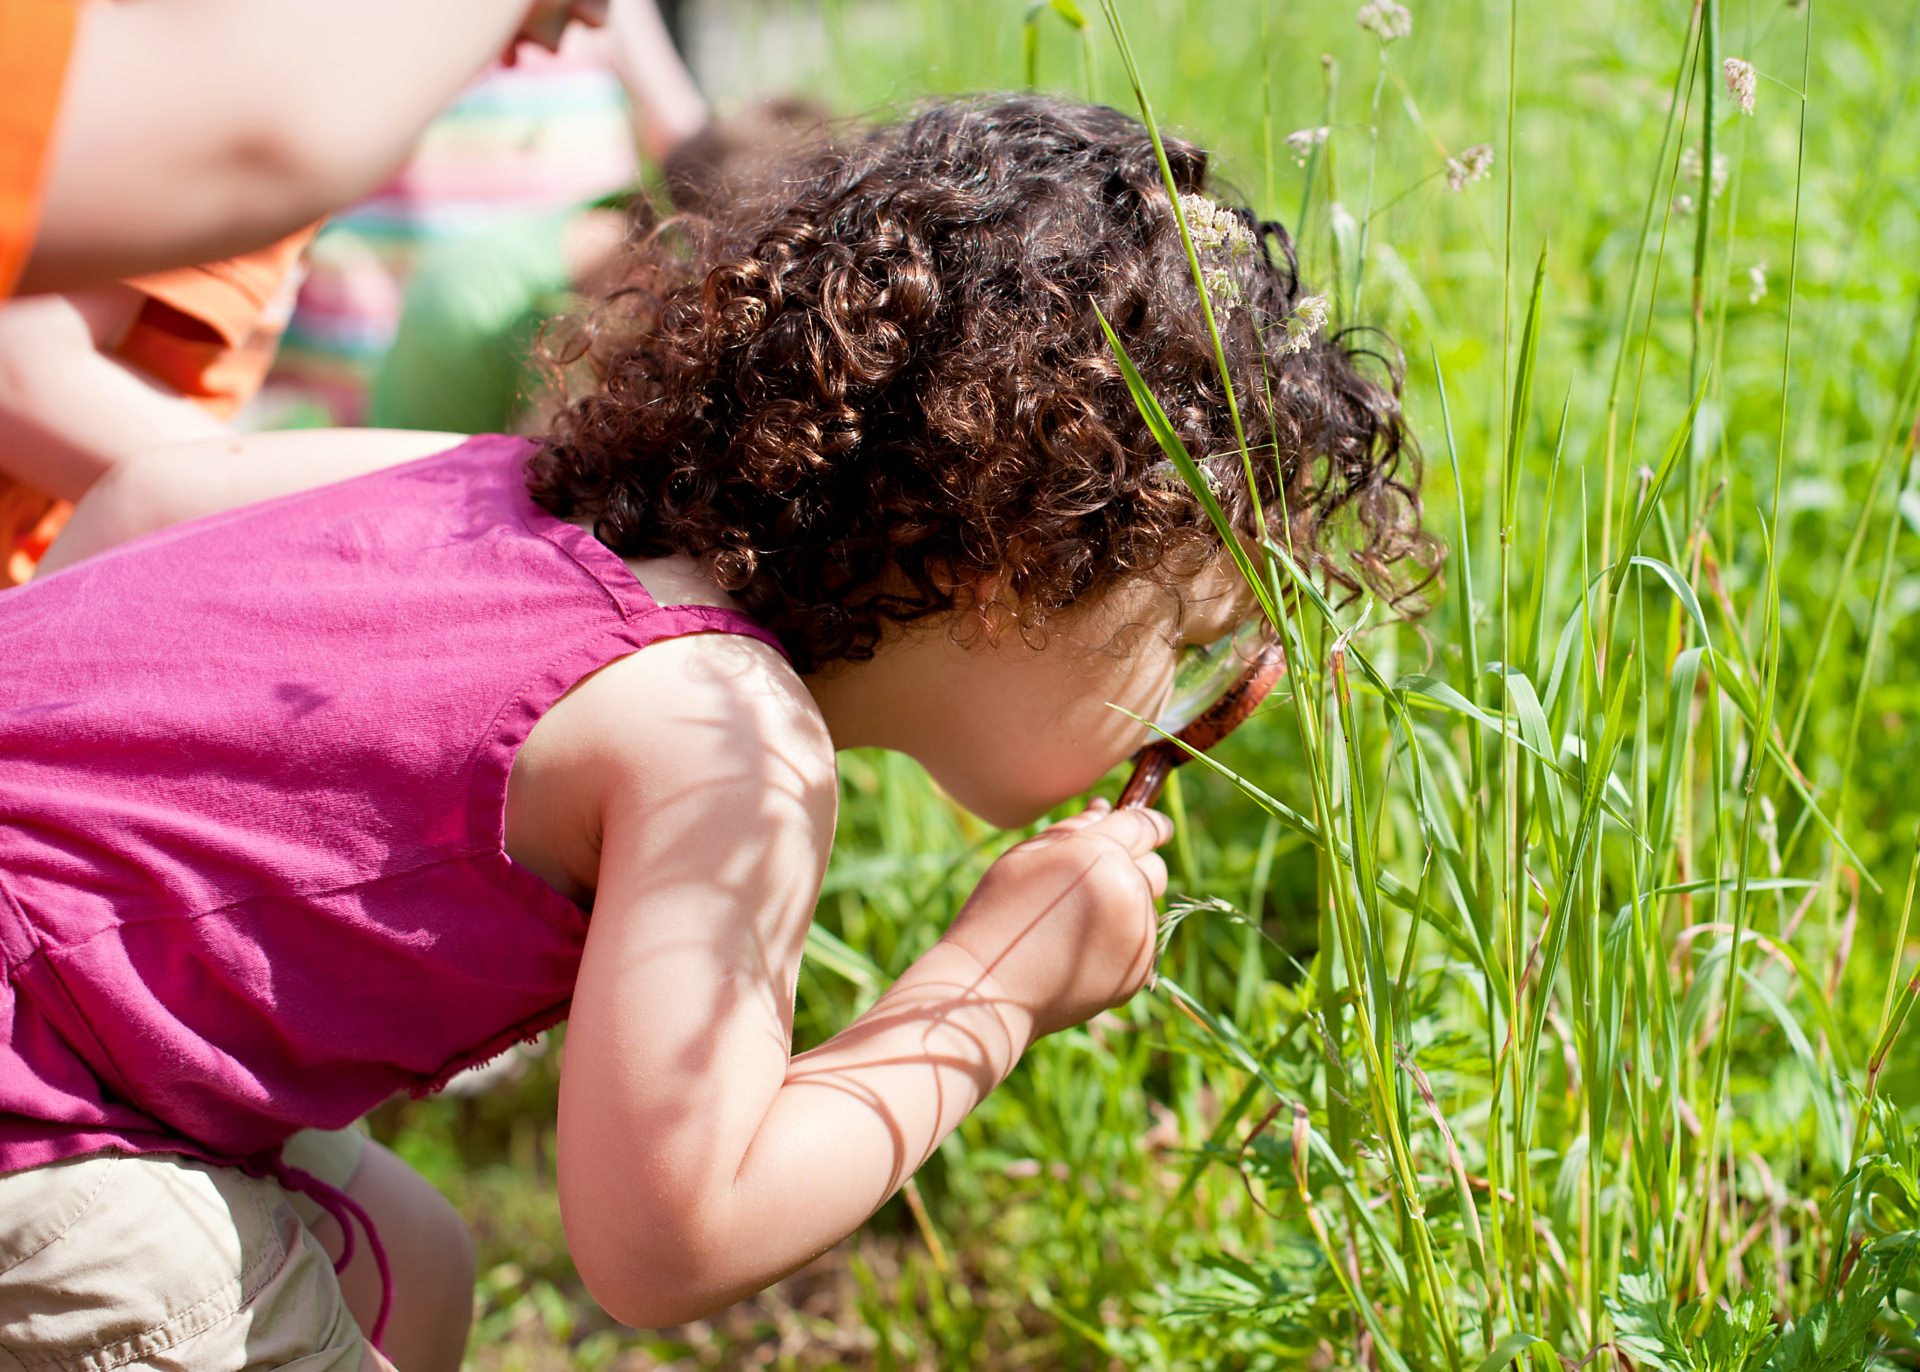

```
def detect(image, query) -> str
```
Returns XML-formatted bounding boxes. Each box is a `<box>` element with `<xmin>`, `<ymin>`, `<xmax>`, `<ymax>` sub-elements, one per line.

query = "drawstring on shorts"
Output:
<box><xmin>246</xmin><ymin>1152</ymin><xmax>394</xmax><ymax>1350</ymax></box>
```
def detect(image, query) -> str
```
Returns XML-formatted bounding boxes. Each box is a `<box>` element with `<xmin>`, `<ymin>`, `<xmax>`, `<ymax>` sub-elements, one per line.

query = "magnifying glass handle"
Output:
<box><xmin>1116</xmin><ymin>640</ymin><xmax>1286</xmax><ymax>811</ymax></box>
<box><xmin>1118</xmin><ymin>741</ymin><xmax>1181</xmax><ymax>810</ymax></box>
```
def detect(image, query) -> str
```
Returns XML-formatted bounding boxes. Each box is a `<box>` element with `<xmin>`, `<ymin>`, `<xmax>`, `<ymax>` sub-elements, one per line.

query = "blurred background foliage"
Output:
<box><xmin>363</xmin><ymin>0</ymin><xmax>1920</xmax><ymax>1366</ymax></box>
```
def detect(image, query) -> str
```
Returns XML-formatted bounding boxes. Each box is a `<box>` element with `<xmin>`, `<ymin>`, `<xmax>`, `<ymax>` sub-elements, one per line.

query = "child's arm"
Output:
<box><xmin>548</xmin><ymin>643</ymin><xmax>1168</xmax><ymax>1327</ymax></box>
<box><xmin>35</xmin><ymin>428</ymin><xmax>469</xmax><ymax>574</ymax></box>
<box><xmin>21</xmin><ymin>0</ymin><xmax>541</xmax><ymax>292</ymax></box>
<box><xmin>0</xmin><ymin>288</ymin><xmax>227</xmax><ymax>503</ymax></box>
<box><xmin>605</xmin><ymin>0</ymin><xmax>709</xmax><ymax>165</ymax></box>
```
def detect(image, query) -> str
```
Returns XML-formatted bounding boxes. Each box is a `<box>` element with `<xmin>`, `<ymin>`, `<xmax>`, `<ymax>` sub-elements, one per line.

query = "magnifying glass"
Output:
<box><xmin>1117</xmin><ymin>618</ymin><xmax>1287</xmax><ymax>810</ymax></box>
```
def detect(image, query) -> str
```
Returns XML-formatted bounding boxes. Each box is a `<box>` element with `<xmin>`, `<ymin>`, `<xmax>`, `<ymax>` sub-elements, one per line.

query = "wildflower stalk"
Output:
<box><xmin>1581</xmin><ymin>527</ymin><xmax>1611</xmax><ymax>1350</ymax></box>
<box><xmin>1297</xmin><ymin>57</ymin><xmax>1337</xmax><ymax>251</ymax></box>
<box><xmin>1262</xmin><ymin>0</ymin><xmax>1276</xmax><ymax>217</ymax></box>
<box><xmin>1687</xmin><ymin>0</ymin><xmax>1717</xmax><ymax>522</ymax></box>
<box><xmin>1499</xmin><ymin>249</ymin><xmax>1552</xmax><ymax>1346</ymax></box>
<box><xmin>1704</xmin><ymin>1</ymin><xmax>1757</xmax><ymax>574</ymax></box>
<box><xmin>1613</xmin><ymin>4</ymin><xmax>1706</xmax><ymax>639</ymax></box>
<box><xmin>1351</xmin><ymin>39</ymin><xmax>1390</xmax><ymax>316</ymax></box>
<box><xmin>1597</xmin><ymin>0</ymin><xmax>1704</xmax><ymax>623</ymax></box>
<box><xmin>1493</xmin><ymin>0</ymin><xmax>1527</xmax><ymax>1334</ymax></box>
<box><xmin>1499</xmin><ymin>0</ymin><xmax>1518</xmax><ymax>480</ymax></box>
<box><xmin>1687</xmin><ymin>0</ymin><xmax>1813</xmax><ymax>1310</ymax></box>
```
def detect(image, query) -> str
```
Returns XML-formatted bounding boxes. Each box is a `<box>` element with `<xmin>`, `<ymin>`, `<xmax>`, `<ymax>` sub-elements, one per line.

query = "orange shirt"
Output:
<box><xmin>0</xmin><ymin>0</ymin><xmax>77</xmax><ymax>300</ymax></box>
<box><xmin>2</xmin><ymin>227</ymin><xmax>323</xmax><ymax>583</ymax></box>
<box><xmin>117</xmin><ymin>224</ymin><xmax>322</xmax><ymax>418</ymax></box>
<box><xmin>0</xmin><ymin>0</ymin><xmax>77</xmax><ymax>580</ymax></box>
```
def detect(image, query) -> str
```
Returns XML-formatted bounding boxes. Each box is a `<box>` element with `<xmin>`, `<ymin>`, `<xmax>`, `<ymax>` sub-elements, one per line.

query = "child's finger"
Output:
<box><xmin>1086</xmin><ymin>806</ymin><xmax>1174</xmax><ymax>857</ymax></box>
<box><xmin>1136</xmin><ymin>851</ymin><xmax>1169</xmax><ymax>900</ymax></box>
<box><xmin>1041</xmin><ymin>798</ymin><xmax>1113</xmax><ymax>835</ymax></box>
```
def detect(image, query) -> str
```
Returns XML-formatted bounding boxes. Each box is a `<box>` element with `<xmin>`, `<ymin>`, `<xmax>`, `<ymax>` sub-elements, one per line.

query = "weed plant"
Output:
<box><xmin>383</xmin><ymin>1</ymin><xmax>1920</xmax><ymax>1367</ymax></box>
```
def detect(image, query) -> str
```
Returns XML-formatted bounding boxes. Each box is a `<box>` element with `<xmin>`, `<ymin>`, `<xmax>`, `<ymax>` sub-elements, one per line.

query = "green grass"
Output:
<box><xmin>376</xmin><ymin>1</ymin><xmax>1920</xmax><ymax>1366</ymax></box>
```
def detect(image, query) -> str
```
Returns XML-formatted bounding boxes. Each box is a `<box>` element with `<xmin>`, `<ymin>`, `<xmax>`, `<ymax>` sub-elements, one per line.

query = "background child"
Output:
<box><xmin>5</xmin><ymin>95</ymin><xmax>1423</xmax><ymax>1371</ymax></box>
<box><xmin>0</xmin><ymin>0</ymin><xmax>693</xmax><ymax>584</ymax></box>
<box><xmin>266</xmin><ymin>0</ymin><xmax>700</xmax><ymax>427</ymax></box>
<box><xmin>362</xmin><ymin>96</ymin><xmax>827</xmax><ymax>439</ymax></box>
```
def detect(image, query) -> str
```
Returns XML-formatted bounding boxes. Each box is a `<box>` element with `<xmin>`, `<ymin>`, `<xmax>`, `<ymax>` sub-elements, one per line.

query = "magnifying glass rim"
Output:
<box><xmin>1153</xmin><ymin>615</ymin><xmax>1281</xmax><ymax>734</ymax></box>
<box><xmin>1117</xmin><ymin>626</ymin><xmax>1286</xmax><ymax>809</ymax></box>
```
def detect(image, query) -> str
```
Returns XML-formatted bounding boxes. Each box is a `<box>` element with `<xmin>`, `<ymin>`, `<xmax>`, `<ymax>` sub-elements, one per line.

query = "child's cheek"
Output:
<box><xmin>1014</xmin><ymin>723</ymin><xmax>1154</xmax><ymax>821</ymax></box>
<box><xmin>926</xmin><ymin>736</ymin><xmax>1109</xmax><ymax>830</ymax></box>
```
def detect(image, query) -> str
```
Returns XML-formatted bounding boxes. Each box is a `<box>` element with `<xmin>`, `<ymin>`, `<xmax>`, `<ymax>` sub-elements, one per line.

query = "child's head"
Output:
<box><xmin>532</xmin><ymin>94</ymin><xmax>1436</xmax><ymax>677</ymax></box>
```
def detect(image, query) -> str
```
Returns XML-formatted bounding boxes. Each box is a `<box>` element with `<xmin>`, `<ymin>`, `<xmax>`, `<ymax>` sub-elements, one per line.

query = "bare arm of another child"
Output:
<box><xmin>35</xmin><ymin>429</ymin><xmax>469</xmax><ymax>575</ymax></box>
<box><xmin>22</xmin><ymin>0</ymin><xmax>556</xmax><ymax>292</ymax></box>
<box><xmin>543</xmin><ymin>642</ymin><xmax>1168</xmax><ymax>1327</ymax></box>
<box><xmin>604</xmin><ymin>0</ymin><xmax>709</xmax><ymax>166</ymax></box>
<box><xmin>0</xmin><ymin>287</ymin><xmax>227</xmax><ymax>503</ymax></box>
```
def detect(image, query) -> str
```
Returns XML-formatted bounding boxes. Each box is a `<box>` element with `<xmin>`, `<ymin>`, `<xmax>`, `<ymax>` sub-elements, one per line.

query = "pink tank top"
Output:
<box><xmin>0</xmin><ymin>434</ymin><xmax>786</xmax><ymax>1174</ymax></box>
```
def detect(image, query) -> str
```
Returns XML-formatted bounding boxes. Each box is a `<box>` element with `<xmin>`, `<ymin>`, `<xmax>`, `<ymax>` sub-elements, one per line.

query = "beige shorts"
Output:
<box><xmin>0</xmin><ymin>1128</ymin><xmax>370</xmax><ymax>1372</ymax></box>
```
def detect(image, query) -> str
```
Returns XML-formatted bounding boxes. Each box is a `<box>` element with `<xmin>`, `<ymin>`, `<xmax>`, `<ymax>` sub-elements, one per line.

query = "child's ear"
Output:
<box><xmin>927</xmin><ymin>557</ymin><xmax>996</xmax><ymax>606</ymax></box>
<box><xmin>928</xmin><ymin>559</ymin><xmax>1012</xmax><ymax>647</ymax></box>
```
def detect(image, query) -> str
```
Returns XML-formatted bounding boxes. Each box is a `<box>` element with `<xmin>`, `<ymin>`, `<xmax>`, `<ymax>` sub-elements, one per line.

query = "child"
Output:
<box><xmin>2</xmin><ymin>96</ymin><xmax>1425</xmax><ymax>1371</ymax></box>
<box><xmin>269</xmin><ymin>0</ymin><xmax>697</xmax><ymax>428</ymax></box>
<box><xmin>362</xmin><ymin>97</ymin><xmax>829</xmax><ymax>439</ymax></box>
<box><xmin>0</xmin><ymin>0</ymin><xmax>680</xmax><ymax>582</ymax></box>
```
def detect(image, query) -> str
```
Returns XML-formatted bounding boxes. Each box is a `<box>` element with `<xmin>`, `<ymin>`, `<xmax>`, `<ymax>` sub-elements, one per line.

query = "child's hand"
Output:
<box><xmin>941</xmin><ymin>799</ymin><xmax>1172</xmax><ymax>1040</ymax></box>
<box><xmin>510</xmin><ymin>0</ymin><xmax>609</xmax><ymax>54</ymax></box>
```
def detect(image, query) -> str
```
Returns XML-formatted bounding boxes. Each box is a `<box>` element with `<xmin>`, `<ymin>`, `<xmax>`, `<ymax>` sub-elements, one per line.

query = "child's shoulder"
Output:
<box><xmin>564</xmin><ymin>555</ymin><xmax>832</xmax><ymax>795</ymax></box>
<box><xmin>505</xmin><ymin>556</ymin><xmax>836</xmax><ymax>905</ymax></box>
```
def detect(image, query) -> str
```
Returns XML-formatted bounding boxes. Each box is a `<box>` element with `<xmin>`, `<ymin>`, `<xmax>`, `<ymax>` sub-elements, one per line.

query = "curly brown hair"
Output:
<box><xmin>529</xmin><ymin>95</ymin><xmax>1436</xmax><ymax>674</ymax></box>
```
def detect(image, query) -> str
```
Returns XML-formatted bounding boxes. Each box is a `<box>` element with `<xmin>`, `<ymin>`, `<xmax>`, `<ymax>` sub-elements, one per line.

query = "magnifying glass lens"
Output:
<box><xmin>1155</xmin><ymin>618</ymin><xmax>1273</xmax><ymax>734</ymax></box>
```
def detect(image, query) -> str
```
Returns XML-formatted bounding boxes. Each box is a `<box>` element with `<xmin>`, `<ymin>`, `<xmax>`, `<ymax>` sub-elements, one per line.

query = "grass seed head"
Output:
<box><xmin>1357</xmin><ymin>0</ymin><xmax>1412</xmax><ymax>42</ymax></box>
<box><xmin>1445</xmin><ymin>142</ymin><xmax>1494</xmax><ymax>191</ymax></box>
<box><xmin>1285</xmin><ymin>125</ymin><xmax>1330</xmax><ymax>165</ymax></box>
<box><xmin>1280</xmin><ymin>293</ymin><xmax>1331</xmax><ymax>355</ymax></box>
<box><xmin>1178</xmin><ymin>192</ymin><xmax>1256</xmax><ymax>255</ymax></box>
<box><xmin>1723</xmin><ymin>56</ymin><xmax>1757</xmax><ymax>115</ymax></box>
<box><xmin>1749</xmin><ymin>261</ymin><xmax>1769</xmax><ymax>304</ymax></box>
